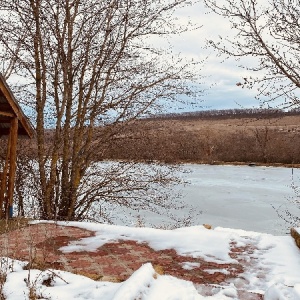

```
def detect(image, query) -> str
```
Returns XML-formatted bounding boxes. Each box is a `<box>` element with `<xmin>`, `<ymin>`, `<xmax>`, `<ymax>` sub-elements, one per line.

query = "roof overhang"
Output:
<box><xmin>0</xmin><ymin>74</ymin><xmax>35</xmax><ymax>138</ymax></box>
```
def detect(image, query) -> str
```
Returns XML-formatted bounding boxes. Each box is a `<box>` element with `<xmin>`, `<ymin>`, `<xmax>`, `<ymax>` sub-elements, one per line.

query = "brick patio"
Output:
<box><xmin>0</xmin><ymin>223</ymin><xmax>263</xmax><ymax>299</ymax></box>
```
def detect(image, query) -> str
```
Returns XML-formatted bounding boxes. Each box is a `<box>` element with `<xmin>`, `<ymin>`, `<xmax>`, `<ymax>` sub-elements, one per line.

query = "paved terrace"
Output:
<box><xmin>0</xmin><ymin>223</ymin><xmax>263</xmax><ymax>299</ymax></box>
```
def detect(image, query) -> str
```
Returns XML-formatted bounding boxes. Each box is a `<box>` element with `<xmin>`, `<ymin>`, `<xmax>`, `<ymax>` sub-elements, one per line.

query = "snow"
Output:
<box><xmin>2</xmin><ymin>221</ymin><xmax>300</xmax><ymax>299</ymax></box>
<box><xmin>181</xmin><ymin>262</ymin><xmax>201</xmax><ymax>270</ymax></box>
<box><xmin>54</xmin><ymin>223</ymin><xmax>239</xmax><ymax>263</ymax></box>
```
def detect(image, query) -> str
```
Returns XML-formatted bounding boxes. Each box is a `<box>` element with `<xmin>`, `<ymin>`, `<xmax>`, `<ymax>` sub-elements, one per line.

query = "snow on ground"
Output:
<box><xmin>2</xmin><ymin>221</ymin><xmax>300</xmax><ymax>299</ymax></box>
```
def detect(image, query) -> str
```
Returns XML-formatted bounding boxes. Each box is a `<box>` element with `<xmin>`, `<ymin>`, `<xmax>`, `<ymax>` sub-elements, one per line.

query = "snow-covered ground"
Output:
<box><xmin>128</xmin><ymin>164</ymin><xmax>300</xmax><ymax>235</ymax></box>
<box><xmin>2</xmin><ymin>164</ymin><xmax>299</xmax><ymax>299</ymax></box>
<box><xmin>2</xmin><ymin>221</ymin><xmax>300</xmax><ymax>300</ymax></box>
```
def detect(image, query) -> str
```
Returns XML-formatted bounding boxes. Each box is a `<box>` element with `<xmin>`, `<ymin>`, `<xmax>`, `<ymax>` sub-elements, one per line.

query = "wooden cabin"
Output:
<box><xmin>0</xmin><ymin>74</ymin><xmax>35</xmax><ymax>219</ymax></box>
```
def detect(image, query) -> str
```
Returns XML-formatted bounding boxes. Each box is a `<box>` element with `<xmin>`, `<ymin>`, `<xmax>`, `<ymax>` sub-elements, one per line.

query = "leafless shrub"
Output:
<box><xmin>273</xmin><ymin>169</ymin><xmax>300</xmax><ymax>230</ymax></box>
<box><xmin>0</xmin><ymin>0</ymin><xmax>203</xmax><ymax>221</ymax></box>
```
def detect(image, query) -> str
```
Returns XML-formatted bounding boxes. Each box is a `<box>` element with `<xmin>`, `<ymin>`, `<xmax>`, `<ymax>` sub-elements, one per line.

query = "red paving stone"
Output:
<box><xmin>0</xmin><ymin>223</ymin><xmax>263</xmax><ymax>299</ymax></box>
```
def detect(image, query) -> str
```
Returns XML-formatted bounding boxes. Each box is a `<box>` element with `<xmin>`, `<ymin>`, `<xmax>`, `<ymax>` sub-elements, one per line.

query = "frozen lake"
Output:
<box><xmin>125</xmin><ymin>164</ymin><xmax>300</xmax><ymax>235</ymax></box>
<box><xmin>179</xmin><ymin>164</ymin><xmax>299</xmax><ymax>235</ymax></box>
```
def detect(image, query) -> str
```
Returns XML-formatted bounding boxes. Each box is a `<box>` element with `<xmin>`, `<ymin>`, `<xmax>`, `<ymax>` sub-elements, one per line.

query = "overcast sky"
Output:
<box><xmin>6</xmin><ymin>1</ymin><xmax>263</xmax><ymax>115</ymax></box>
<box><xmin>165</xmin><ymin>1</ymin><xmax>262</xmax><ymax>113</ymax></box>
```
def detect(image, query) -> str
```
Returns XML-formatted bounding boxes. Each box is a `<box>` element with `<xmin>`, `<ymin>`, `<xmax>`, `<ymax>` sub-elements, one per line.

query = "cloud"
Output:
<box><xmin>161</xmin><ymin>1</ymin><xmax>263</xmax><ymax>111</ymax></box>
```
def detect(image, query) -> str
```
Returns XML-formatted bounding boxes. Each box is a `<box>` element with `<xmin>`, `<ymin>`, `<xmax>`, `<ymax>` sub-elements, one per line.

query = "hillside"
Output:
<box><xmin>101</xmin><ymin>110</ymin><xmax>300</xmax><ymax>165</ymax></box>
<box><xmin>10</xmin><ymin>109</ymin><xmax>300</xmax><ymax>166</ymax></box>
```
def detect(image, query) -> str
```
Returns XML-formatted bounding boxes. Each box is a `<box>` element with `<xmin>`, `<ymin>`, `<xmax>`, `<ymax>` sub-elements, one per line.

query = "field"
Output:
<box><xmin>102</xmin><ymin>111</ymin><xmax>300</xmax><ymax>165</ymax></box>
<box><xmin>5</xmin><ymin>110</ymin><xmax>300</xmax><ymax>166</ymax></box>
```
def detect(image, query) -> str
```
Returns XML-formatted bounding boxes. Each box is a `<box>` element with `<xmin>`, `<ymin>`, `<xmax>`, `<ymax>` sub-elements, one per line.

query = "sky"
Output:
<box><xmin>163</xmin><ymin>1</ymin><xmax>263</xmax><ymax>113</ymax></box>
<box><xmin>5</xmin><ymin>1</ymin><xmax>266</xmax><ymax>116</ymax></box>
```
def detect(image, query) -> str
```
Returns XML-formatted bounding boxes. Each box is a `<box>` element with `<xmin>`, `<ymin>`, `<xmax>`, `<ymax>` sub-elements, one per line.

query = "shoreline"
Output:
<box><xmin>102</xmin><ymin>159</ymin><xmax>300</xmax><ymax>168</ymax></box>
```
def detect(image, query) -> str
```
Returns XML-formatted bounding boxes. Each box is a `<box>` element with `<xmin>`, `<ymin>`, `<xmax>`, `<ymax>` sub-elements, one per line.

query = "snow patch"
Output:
<box><xmin>181</xmin><ymin>262</ymin><xmax>201</xmax><ymax>270</ymax></box>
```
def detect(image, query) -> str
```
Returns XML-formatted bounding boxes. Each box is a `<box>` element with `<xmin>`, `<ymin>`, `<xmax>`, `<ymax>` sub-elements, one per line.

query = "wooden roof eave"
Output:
<box><xmin>0</xmin><ymin>74</ymin><xmax>35</xmax><ymax>139</ymax></box>
<box><xmin>0</xmin><ymin>111</ymin><xmax>14</xmax><ymax>118</ymax></box>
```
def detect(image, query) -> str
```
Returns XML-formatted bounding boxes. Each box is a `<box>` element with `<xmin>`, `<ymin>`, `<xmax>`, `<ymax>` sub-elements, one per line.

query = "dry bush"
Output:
<box><xmin>99</xmin><ymin>115</ymin><xmax>300</xmax><ymax>165</ymax></box>
<box><xmin>8</xmin><ymin>112</ymin><xmax>300</xmax><ymax>223</ymax></box>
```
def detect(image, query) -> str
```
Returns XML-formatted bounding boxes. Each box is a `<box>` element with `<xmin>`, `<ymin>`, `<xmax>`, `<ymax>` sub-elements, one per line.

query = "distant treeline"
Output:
<box><xmin>101</xmin><ymin>124</ymin><xmax>300</xmax><ymax>165</ymax></box>
<box><xmin>8</xmin><ymin>108</ymin><xmax>300</xmax><ymax>166</ymax></box>
<box><xmin>145</xmin><ymin>108</ymin><xmax>300</xmax><ymax>121</ymax></box>
<box><xmin>100</xmin><ymin>110</ymin><xmax>300</xmax><ymax>165</ymax></box>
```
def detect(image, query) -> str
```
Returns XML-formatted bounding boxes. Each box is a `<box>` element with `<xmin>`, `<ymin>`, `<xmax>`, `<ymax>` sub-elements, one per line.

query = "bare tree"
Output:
<box><xmin>204</xmin><ymin>0</ymin><xmax>300</xmax><ymax>227</ymax></box>
<box><xmin>0</xmin><ymin>0</ymin><xmax>202</xmax><ymax>221</ymax></box>
<box><xmin>252</xmin><ymin>126</ymin><xmax>271</xmax><ymax>163</ymax></box>
<box><xmin>204</xmin><ymin>0</ymin><xmax>300</xmax><ymax>108</ymax></box>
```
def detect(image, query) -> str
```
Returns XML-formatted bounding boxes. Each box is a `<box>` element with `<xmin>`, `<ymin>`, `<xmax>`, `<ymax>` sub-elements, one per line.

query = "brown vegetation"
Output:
<box><xmin>99</xmin><ymin>110</ymin><xmax>300</xmax><ymax>165</ymax></box>
<box><xmin>4</xmin><ymin>109</ymin><xmax>299</xmax><ymax>221</ymax></box>
<box><xmin>6</xmin><ymin>109</ymin><xmax>299</xmax><ymax>194</ymax></box>
<box><xmin>11</xmin><ymin>109</ymin><xmax>300</xmax><ymax>166</ymax></box>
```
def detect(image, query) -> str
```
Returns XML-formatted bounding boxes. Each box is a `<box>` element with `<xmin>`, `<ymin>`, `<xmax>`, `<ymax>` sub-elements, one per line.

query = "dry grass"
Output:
<box><xmin>13</xmin><ymin>113</ymin><xmax>300</xmax><ymax>165</ymax></box>
<box><xmin>140</xmin><ymin>114</ymin><xmax>300</xmax><ymax>133</ymax></box>
<box><xmin>101</xmin><ymin>114</ymin><xmax>300</xmax><ymax>165</ymax></box>
<box><xmin>0</xmin><ymin>272</ymin><xmax>6</xmax><ymax>300</ymax></box>
<box><xmin>0</xmin><ymin>218</ymin><xmax>31</xmax><ymax>235</ymax></box>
